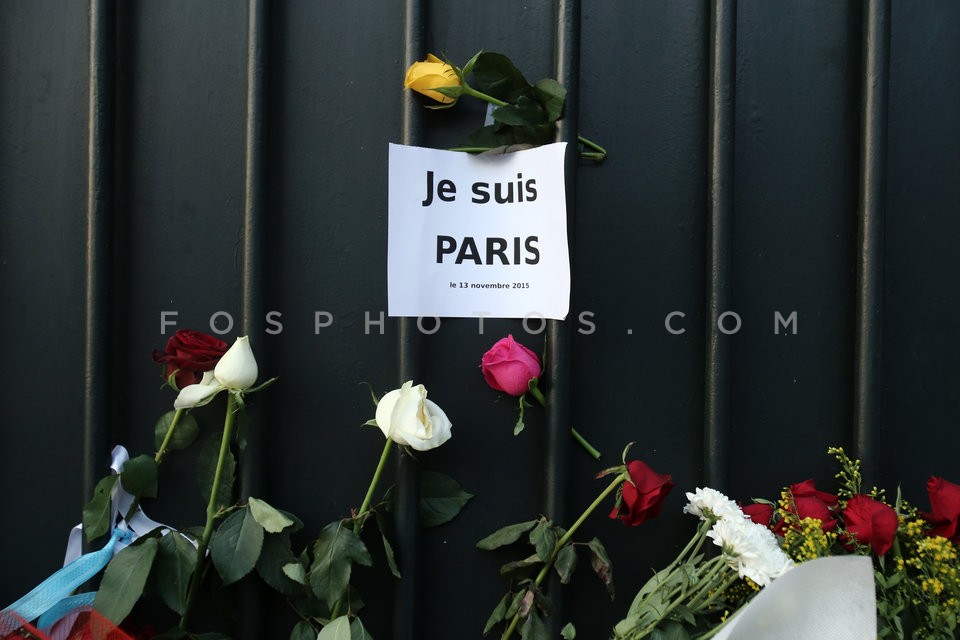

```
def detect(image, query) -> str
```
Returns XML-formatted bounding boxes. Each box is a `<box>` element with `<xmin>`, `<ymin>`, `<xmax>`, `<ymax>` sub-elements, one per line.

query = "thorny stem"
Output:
<box><xmin>329</xmin><ymin>438</ymin><xmax>394</xmax><ymax>621</ymax></box>
<box><xmin>179</xmin><ymin>393</ymin><xmax>237</xmax><ymax>631</ymax></box>
<box><xmin>500</xmin><ymin>472</ymin><xmax>628</xmax><ymax>640</ymax></box>
<box><xmin>155</xmin><ymin>407</ymin><xmax>184</xmax><ymax>464</ymax></box>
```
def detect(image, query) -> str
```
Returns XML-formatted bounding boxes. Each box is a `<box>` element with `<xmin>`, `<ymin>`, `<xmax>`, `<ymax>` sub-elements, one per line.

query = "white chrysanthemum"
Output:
<box><xmin>683</xmin><ymin>487</ymin><xmax>745</xmax><ymax>522</ymax></box>
<box><xmin>707</xmin><ymin>518</ymin><xmax>794</xmax><ymax>586</ymax></box>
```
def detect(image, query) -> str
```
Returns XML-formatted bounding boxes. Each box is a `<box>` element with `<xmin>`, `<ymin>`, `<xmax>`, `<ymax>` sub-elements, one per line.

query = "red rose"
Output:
<box><xmin>922</xmin><ymin>476</ymin><xmax>960</xmax><ymax>543</ymax></box>
<box><xmin>742</xmin><ymin>502</ymin><xmax>774</xmax><ymax>527</ymax></box>
<box><xmin>480</xmin><ymin>335</ymin><xmax>543</xmax><ymax>397</ymax></box>
<box><xmin>609</xmin><ymin>460</ymin><xmax>674</xmax><ymax>526</ymax></box>
<box><xmin>152</xmin><ymin>329</ymin><xmax>229</xmax><ymax>389</ymax></box>
<box><xmin>842</xmin><ymin>494</ymin><xmax>899</xmax><ymax>556</ymax></box>
<box><xmin>774</xmin><ymin>479</ymin><xmax>839</xmax><ymax>534</ymax></box>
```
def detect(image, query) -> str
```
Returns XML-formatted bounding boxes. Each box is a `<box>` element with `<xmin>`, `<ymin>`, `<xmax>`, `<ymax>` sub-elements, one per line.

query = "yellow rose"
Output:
<box><xmin>404</xmin><ymin>54</ymin><xmax>461</xmax><ymax>104</ymax></box>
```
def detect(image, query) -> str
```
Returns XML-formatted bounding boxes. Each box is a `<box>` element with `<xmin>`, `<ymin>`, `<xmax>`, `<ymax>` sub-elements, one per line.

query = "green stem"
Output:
<box><xmin>630</xmin><ymin>556</ymin><xmax>726</xmax><ymax>639</ymax></box>
<box><xmin>329</xmin><ymin>438</ymin><xmax>395</xmax><ymax>621</ymax></box>
<box><xmin>570</xmin><ymin>428</ymin><xmax>601</xmax><ymax>460</ymax></box>
<box><xmin>179</xmin><ymin>393</ymin><xmax>237</xmax><ymax>631</ymax></box>
<box><xmin>630</xmin><ymin>519</ymin><xmax>713</xmax><ymax>615</ymax></box>
<box><xmin>501</xmin><ymin>472</ymin><xmax>628</xmax><ymax>640</ymax></box>
<box><xmin>528</xmin><ymin>387</ymin><xmax>601</xmax><ymax>459</ymax></box>
<box><xmin>155</xmin><ymin>407</ymin><xmax>184</xmax><ymax>464</ymax></box>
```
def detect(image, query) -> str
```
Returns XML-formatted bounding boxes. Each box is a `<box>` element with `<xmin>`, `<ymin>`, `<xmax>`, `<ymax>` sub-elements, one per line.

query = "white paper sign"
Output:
<box><xmin>387</xmin><ymin>143</ymin><xmax>570</xmax><ymax>320</ymax></box>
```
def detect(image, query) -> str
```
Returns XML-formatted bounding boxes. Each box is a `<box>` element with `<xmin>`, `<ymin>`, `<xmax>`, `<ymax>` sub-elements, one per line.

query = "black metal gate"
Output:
<box><xmin>2</xmin><ymin>1</ymin><xmax>958</xmax><ymax>638</ymax></box>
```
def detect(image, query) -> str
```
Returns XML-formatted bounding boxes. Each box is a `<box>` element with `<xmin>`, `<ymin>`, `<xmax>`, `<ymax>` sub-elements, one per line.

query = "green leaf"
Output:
<box><xmin>82</xmin><ymin>475</ymin><xmax>118</xmax><ymax>542</ymax></box>
<box><xmin>155</xmin><ymin>533</ymin><xmax>198</xmax><ymax>615</ymax></box>
<box><xmin>533</xmin><ymin>79</ymin><xmax>566</xmax><ymax>122</ymax></box>
<box><xmin>500</xmin><ymin>554</ymin><xmax>542</xmax><ymax>580</ymax></box>
<box><xmin>121</xmin><ymin>454</ymin><xmax>159</xmax><ymax>498</ymax></box>
<box><xmin>529</xmin><ymin>519</ymin><xmax>558</xmax><ymax>562</ymax></box>
<box><xmin>655</xmin><ymin>621</ymin><xmax>693</xmax><ymax>640</ymax></box>
<box><xmin>419</xmin><ymin>471</ymin><xmax>473</xmax><ymax>527</ymax></box>
<box><xmin>483</xmin><ymin>592</ymin><xmax>511</xmax><ymax>636</ymax></box>
<box><xmin>560</xmin><ymin>622</ymin><xmax>576</xmax><ymax>639</ymax></box>
<box><xmin>197</xmin><ymin>431</ymin><xmax>235</xmax><ymax>510</ymax></box>
<box><xmin>154</xmin><ymin>410</ymin><xmax>200</xmax><ymax>451</ymax></box>
<box><xmin>554</xmin><ymin>544</ymin><xmax>577</xmax><ymax>584</ymax></box>
<box><xmin>461</xmin><ymin>50</ymin><xmax>484</xmax><ymax>77</ymax></box>
<box><xmin>587</xmin><ymin>537</ymin><xmax>615</xmax><ymax>599</ymax></box>
<box><xmin>248</xmin><ymin>497</ymin><xmax>294</xmax><ymax>533</ymax></box>
<box><xmin>289</xmin><ymin>620</ymin><xmax>316</xmax><ymax>640</ymax></box>
<box><xmin>309</xmin><ymin>522</ymin><xmax>373</xmax><ymax>609</ymax></box>
<box><xmin>256</xmin><ymin>533</ymin><xmax>303</xmax><ymax>595</ymax></box>
<box><xmin>374</xmin><ymin>510</ymin><xmax>401</xmax><ymax>578</ymax></box>
<box><xmin>462</xmin><ymin>122</ymin><xmax>556</xmax><ymax>150</ymax></box>
<box><xmin>318</xmin><ymin>616</ymin><xmax>352</xmax><ymax>640</ymax></box>
<box><xmin>477</xmin><ymin>520</ymin><xmax>539</xmax><ymax>550</ymax></box>
<box><xmin>350</xmin><ymin>617</ymin><xmax>373</xmax><ymax>640</ymax></box>
<box><xmin>470</xmin><ymin>52</ymin><xmax>532</xmax><ymax>103</ymax></box>
<box><xmin>283</xmin><ymin>562</ymin><xmax>306</xmax><ymax>584</ymax></box>
<box><xmin>491</xmin><ymin>96</ymin><xmax>547</xmax><ymax>127</ymax></box>
<box><xmin>520</xmin><ymin>610</ymin><xmax>549</xmax><ymax>640</ymax></box>
<box><xmin>210</xmin><ymin>508</ymin><xmax>264</xmax><ymax>585</ymax></box>
<box><xmin>94</xmin><ymin>538</ymin><xmax>159</xmax><ymax>623</ymax></box>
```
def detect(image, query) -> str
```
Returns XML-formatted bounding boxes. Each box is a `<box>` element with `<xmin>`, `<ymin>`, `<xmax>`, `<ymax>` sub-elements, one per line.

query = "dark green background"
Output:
<box><xmin>1</xmin><ymin>2</ymin><xmax>958</xmax><ymax>638</ymax></box>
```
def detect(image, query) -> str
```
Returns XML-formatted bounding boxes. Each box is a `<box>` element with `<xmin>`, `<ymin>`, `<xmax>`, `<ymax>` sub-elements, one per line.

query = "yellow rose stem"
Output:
<box><xmin>527</xmin><ymin>386</ymin><xmax>601</xmax><ymax>460</ymax></box>
<box><xmin>179</xmin><ymin>393</ymin><xmax>238</xmax><ymax>631</ymax></box>
<box><xmin>501</xmin><ymin>471</ymin><xmax>628</xmax><ymax>640</ymax></box>
<box><xmin>329</xmin><ymin>438</ymin><xmax>394</xmax><ymax>621</ymax></box>
<box><xmin>457</xmin><ymin>83</ymin><xmax>607</xmax><ymax>160</ymax></box>
<box><xmin>154</xmin><ymin>407</ymin><xmax>184</xmax><ymax>464</ymax></box>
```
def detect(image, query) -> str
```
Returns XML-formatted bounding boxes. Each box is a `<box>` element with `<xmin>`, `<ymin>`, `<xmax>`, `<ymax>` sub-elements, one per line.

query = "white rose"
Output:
<box><xmin>175</xmin><ymin>336</ymin><xmax>259</xmax><ymax>409</ymax></box>
<box><xmin>375</xmin><ymin>381</ymin><xmax>452</xmax><ymax>451</ymax></box>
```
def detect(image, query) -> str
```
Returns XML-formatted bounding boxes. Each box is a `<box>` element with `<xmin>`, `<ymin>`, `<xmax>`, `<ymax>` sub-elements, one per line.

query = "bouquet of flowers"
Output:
<box><xmin>739</xmin><ymin>447</ymin><xmax>960</xmax><ymax>639</ymax></box>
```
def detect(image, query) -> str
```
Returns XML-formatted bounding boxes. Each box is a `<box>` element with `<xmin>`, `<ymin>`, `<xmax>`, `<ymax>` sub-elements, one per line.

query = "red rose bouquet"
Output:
<box><xmin>739</xmin><ymin>447</ymin><xmax>960</xmax><ymax>640</ymax></box>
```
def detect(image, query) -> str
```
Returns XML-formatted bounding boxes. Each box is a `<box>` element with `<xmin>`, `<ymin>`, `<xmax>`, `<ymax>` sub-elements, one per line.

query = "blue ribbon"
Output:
<box><xmin>37</xmin><ymin>592</ymin><xmax>96</xmax><ymax>633</ymax></box>
<box><xmin>2</xmin><ymin>527</ymin><xmax>130</xmax><ymax>623</ymax></box>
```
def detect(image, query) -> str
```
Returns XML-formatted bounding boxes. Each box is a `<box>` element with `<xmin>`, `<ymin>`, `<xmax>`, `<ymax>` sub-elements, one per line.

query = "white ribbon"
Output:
<box><xmin>63</xmin><ymin>445</ymin><xmax>192</xmax><ymax>566</ymax></box>
<box><xmin>714</xmin><ymin>556</ymin><xmax>877</xmax><ymax>640</ymax></box>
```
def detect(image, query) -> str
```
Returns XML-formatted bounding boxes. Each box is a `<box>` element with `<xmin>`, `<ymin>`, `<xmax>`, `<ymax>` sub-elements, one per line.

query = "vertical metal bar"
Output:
<box><xmin>395</xmin><ymin>2</ymin><xmax>425</xmax><ymax>638</ymax></box>
<box><xmin>83</xmin><ymin>0</ymin><xmax>115</xmax><ymax>505</ymax></box>
<box><xmin>544</xmin><ymin>0</ymin><xmax>579</xmax><ymax>635</ymax></box>
<box><xmin>704</xmin><ymin>0</ymin><xmax>736</xmax><ymax>490</ymax></box>
<box><xmin>855</xmin><ymin>0</ymin><xmax>889</xmax><ymax>483</ymax></box>
<box><xmin>238</xmin><ymin>1</ymin><xmax>268</xmax><ymax>638</ymax></box>
<box><xmin>240</xmin><ymin>0</ymin><xmax>267</xmax><ymax>496</ymax></box>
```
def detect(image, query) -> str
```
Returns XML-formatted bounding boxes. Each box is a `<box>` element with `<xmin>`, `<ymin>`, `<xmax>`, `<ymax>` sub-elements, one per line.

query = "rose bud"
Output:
<box><xmin>214</xmin><ymin>336</ymin><xmax>259</xmax><ymax>390</ymax></box>
<box><xmin>842</xmin><ymin>494</ymin><xmax>899</xmax><ymax>556</ymax></box>
<box><xmin>609</xmin><ymin>460</ymin><xmax>674</xmax><ymax>527</ymax></box>
<box><xmin>774</xmin><ymin>479</ymin><xmax>839</xmax><ymax>534</ymax></box>
<box><xmin>152</xmin><ymin>329</ymin><xmax>228</xmax><ymax>389</ymax></box>
<box><xmin>481</xmin><ymin>335</ymin><xmax>543</xmax><ymax>397</ymax></box>
<box><xmin>174</xmin><ymin>336</ymin><xmax>259</xmax><ymax>409</ymax></box>
<box><xmin>375</xmin><ymin>381</ymin><xmax>452</xmax><ymax>451</ymax></box>
<box><xmin>404</xmin><ymin>54</ymin><xmax>462</xmax><ymax>104</ymax></box>
<box><xmin>742</xmin><ymin>502</ymin><xmax>775</xmax><ymax>528</ymax></box>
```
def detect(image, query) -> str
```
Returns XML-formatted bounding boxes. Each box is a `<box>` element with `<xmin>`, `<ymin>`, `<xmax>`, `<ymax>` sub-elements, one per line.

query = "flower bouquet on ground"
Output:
<box><xmin>739</xmin><ymin>447</ymin><xmax>960</xmax><ymax>640</ymax></box>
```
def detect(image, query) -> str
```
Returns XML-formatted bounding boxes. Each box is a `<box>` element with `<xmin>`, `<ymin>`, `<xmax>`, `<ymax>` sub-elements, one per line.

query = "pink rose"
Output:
<box><xmin>480</xmin><ymin>335</ymin><xmax>542</xmax><ymax>397</ymax></box>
